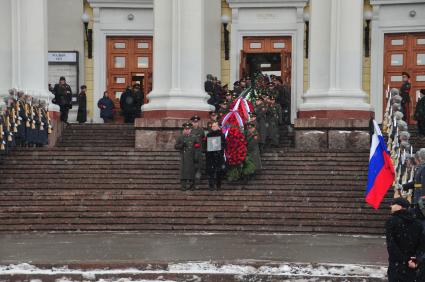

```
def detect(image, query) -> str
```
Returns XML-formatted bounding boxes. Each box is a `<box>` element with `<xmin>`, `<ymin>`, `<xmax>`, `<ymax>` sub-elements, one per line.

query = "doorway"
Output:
<box><xmin>240</xmin><ymin>36</ymin><xmax>292</xmax><ymax>84</ymax></box>
<box><xmin>106</xmin><ymin>36</ymin><xmax>153</xmax><ymax>113</ymax></box>
<box><xmin>383</xmin><ymin>33</ymin><xmax>425</xmax><ymax>124</ymax></box>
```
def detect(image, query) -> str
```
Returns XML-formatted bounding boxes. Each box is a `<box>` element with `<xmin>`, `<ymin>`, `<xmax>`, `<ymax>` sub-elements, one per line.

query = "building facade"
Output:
<box><xmin>1</xmin><ymin>0</ymin><xmax>424</xmax><ymax>127</ymax></box>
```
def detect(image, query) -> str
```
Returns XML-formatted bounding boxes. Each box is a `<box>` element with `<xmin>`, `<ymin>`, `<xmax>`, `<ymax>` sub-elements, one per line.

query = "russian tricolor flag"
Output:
<box><xmin>366</xmin><ymin>120</ymin><xmax>395</xmax><ymax>209</ymax></box>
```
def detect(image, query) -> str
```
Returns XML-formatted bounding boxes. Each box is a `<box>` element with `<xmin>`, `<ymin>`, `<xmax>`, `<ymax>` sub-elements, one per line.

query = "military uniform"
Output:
<box><xmin>254</xmin><ymin>101</ymin><xmax>268</xmax><ymax>151</ymax></box>
<box><xmin>403</xmin><ymin>162</ymin><xmax>425</xmax><ymax>206</ymax></box>
<box><xmin>175</xmin><ymin>123</ymin><xmax>198</xmax><ymax>191</ymax></box>
<box><xmin>246</xmin><ymin>123</ymin><xmax>262</xmax><ymax>173</ymax></box>
<box><xmin>399</xmin><ymin>72</ymin><xmax>411</xmax><ymax>122</ymax></box>
<box><xmin>266</xmin><ymin>98</ymin><xmax>282</xmax><ymax>147</ymax></box>
<box><xmin>53</xmin><ymin>78</ymin><xmax>73</xmax><ymax>124</ymax></box>
<box><xmin>189</xmin><ymin>115</ymin><xmax>205</xmax><ymax>189</ymax></box>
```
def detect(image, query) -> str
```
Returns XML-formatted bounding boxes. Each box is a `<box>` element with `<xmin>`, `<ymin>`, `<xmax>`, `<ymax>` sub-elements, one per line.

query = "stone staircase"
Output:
<box><xmin>409</xmin><ymin>125</ymin><xmax>425</xmax><ymax>150</ymax></box>
<box><xmin>0</xmin><ymin>124</ymin><xmax>389</xmax><ymax>234</ymax></box>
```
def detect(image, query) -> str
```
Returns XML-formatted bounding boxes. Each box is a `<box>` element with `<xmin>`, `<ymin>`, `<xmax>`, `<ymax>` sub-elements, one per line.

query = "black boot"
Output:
<box><xmin>208</xmin><ymin>179</ymin><xmax>215</xmax><ymax>191</ymax></box>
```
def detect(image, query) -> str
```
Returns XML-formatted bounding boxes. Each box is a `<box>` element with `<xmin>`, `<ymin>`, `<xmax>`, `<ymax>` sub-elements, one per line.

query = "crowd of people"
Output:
<box><xmin>49</xmin><ymin>76</ymin><xmax>145</xmax><ymax>125</ymax></box>
<box><xmin>0</xmin><ymin>89</ymin><xmax>52</xmax><ymax>161</ymax></box>
<box><xmin>381</xmin><ymin>75</ymin><xmax>425</xmax><ymax>281</ymax></box>
<box><xmin>175</xmin><ymin>73</ymin><xmax>291</xmax><ymax>191</ymax></box>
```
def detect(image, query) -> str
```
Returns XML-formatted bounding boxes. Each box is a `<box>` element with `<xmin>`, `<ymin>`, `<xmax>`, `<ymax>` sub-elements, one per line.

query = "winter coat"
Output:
<box><xmin>120</xmin><ymin>89</ymin><xmax>137</xmax><ymax>114</ymax></box>
<box><xmin>175</xmin><ymin>134</ymin><xmax>197</xmax><ymax>180</ymax></box>
<box><xmin>385</xmin><ymin>209</ymin><xmax>423</xmax><ymax>282</ymax></box>
<box><xmin>97</xmin><ymin>97</ymin><xmax>114</xmax><ymax>119</ymax></box>
<box><xmin>77</xmin><ymin>92</ymin><xmax>87</xmax><ymax>123</ymax></box>
<box><xmin>205</xmin><ymin>130</ymin><xmax>226</xmax><ymax>176</ymax></box>
<box><xmin>53</xmin><ymin>83</ymin><xmax>72</xmax><ymax>108</ymax></box>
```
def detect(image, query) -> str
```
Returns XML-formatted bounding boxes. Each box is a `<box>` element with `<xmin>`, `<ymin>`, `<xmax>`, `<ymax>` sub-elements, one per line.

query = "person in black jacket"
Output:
<box><xmin>386</xmin><ymin>197</ymin><xmax>423</xmax><ymax>282</ymax></box>
<box><xmin>205</xmin><ymin>121</ymin><xmax>226</xmax><ymax>191</ymax></box>
<box><xmin>120</xmin><ymin>86</ymin><xmax>137</xmax><ymax>123</ymax></box>
<box><xmin>413</xmin><ymin>196</ymin><xmax>425</xmax><ymax>281</ymax></box>
<box><xmin>52</xmin><ymin>76</ymin><xmax>72</xmax><ymax>125</ymax></box>
<box><xmin>77</xmin><ymin>85</ymin><xmax>87</xmax><ymax>124</ymax></box>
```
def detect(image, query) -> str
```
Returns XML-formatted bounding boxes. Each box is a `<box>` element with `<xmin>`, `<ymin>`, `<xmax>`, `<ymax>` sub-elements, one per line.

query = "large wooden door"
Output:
<box><xmin>107</xmin><ymin>37</ymin><xmax>153</xmax><ymax>110</ymax></box>
<box><xmin>384</xmin><ymin>33</ymin><xmax>425</xmax><ymax>124</ymax></box>
<box><xmin>241</xmin><ymin>36</ymin><xmax>292</xmax><ymax>82</ymax></box>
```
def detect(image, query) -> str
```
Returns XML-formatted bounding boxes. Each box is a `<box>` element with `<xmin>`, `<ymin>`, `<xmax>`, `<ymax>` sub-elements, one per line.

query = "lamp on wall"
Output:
<box><xmin>81</xmin><ymin>12</ymin><xmax>92</xmax><ymax>59</ymax></box>
<box><xmin>303</xmin><ymin>10</ymin><xmax>310</xmax><ymax>59</ymax></box>
<box><xmin>221</xmin><ymin>14</ymin><xmax>231</xmax><ymax>61</ymax></box>
<box><xmin>364</xmin><ymin>8</ymin><xmax>373</xmax><ymax>58</ymax></box>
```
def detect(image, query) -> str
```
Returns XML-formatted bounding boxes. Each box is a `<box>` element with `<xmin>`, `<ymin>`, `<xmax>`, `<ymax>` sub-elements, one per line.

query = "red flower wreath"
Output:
<box><xmin>225</xmin><ymin>127</ymin><xmax>247</xmax><ymax>166</ymax></box>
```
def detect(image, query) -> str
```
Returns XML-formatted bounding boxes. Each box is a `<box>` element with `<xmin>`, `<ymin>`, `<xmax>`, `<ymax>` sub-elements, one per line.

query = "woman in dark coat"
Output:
<box><xmin>97</xmin><ymin>91</ymin><xmax>114</xmax><ymax>123</ymax></box>
<box><xmin>77</xmin><ymin>85</ymin><xmax>87</xmax><ymax>123</ymax></box>
<box><xmin>205</xmin><ymin>121</ymin><xmax>226</xmax><ymax>191</ymax></box>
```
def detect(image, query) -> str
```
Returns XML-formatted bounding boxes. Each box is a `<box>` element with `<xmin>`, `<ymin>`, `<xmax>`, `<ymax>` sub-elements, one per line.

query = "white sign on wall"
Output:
<box><xmin>48</xmin><ymin>52</ymin><xmax>77</xmax><ymax>63</ymax></box>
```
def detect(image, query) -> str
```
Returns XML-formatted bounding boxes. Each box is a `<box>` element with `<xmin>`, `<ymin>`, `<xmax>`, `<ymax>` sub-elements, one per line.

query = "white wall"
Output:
<box><xmin>204</xmin><ymin>0</ymin><xmax>221</xmax><ymax>79</ymax></box>
<box><xmin>47</xmin><ymin>0</ymin><xmax>84</xmax><ymax>90</ymax></box>
<box><xmin>0</xmin><ymin>0</ymin><xmax>12</xmax><ymax>95</ymax></box>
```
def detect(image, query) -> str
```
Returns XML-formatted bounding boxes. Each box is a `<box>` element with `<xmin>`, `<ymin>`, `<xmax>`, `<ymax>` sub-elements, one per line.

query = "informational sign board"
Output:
<box><xmin>48</xmin><ymin>51</ymin><xmax>79</xmax><ymax>103</ymax></box>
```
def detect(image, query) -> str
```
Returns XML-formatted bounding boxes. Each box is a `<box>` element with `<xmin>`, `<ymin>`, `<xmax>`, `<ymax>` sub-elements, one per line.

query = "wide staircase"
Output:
<box><xmin>0</xmin><ymin>124</ymin><xmax>389</xmax><ymax>234</ymax></box>
<box><xmin>409</xmin><ymin>124</ymin><xmax>425</xmax><ymax>150</ymax></box>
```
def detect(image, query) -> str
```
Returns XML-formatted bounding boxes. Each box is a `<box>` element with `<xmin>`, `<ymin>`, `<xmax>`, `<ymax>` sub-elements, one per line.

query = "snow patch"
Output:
<box><xmin>0</xmin><ymin>262</ymin><xmax>387</xmax><ymax>279</ymax></box>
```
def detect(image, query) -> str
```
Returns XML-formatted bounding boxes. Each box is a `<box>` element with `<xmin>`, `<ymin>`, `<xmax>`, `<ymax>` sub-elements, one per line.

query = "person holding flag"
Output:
<box><xmin>366</xmin><ymin>120</ymin><xmax>395</xmax><ymax>209</ymax></box>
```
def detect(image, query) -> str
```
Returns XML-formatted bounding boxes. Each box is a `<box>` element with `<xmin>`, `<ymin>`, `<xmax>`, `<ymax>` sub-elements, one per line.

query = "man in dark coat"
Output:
<box><xmin>97</xmin><ymin>91</ymin><xmax>114</xmax><ymax>123</ymax></box>
<box><xmin>205</xmin><ymin>121</ymin><xmax>225</xmax><ymax>191</ymax></box>
<box><xmin>414</xmin><ymin>196</ymin><xmax>425</xmax><ymax>281</ymax></box>
<box><xmin>77</xmin><ymin>85</ymin><xmax>87</xmax><ymax>124</ymax></box>
<box><xmin>133</xmin><ymin>84</ymin><xmax>144</xmax><ymax>118</ymax></box>
<box><xmin>52</xmin><ymin>76</ymin><xmax>72</xmax><ymax>125</ymax></box>
<box><xmin>204</xmin><ymin>74</ymin><xmax>214</xmax><ymax>93</ymax></box>
<box><xmin>415</xmin><ymin>89</ymin><xmax>425</xmax><ymax>136</ymax></box>
<box><xmin>120</xmin><ymin>86</ymin><xmax>137</xmax><ymax>123</ymax></box>
<box><xmin>386</xmin><ymin>197</ymin><xmax>423</xmax><ymax>282</ymax></box>
<box><xmin>400</xmin><ymin>72</ymin><xmax>412</xmax><ymax>122</ymax></box>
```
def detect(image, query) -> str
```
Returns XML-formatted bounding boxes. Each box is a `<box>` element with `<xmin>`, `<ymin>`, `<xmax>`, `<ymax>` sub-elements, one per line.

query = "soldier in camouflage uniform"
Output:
<box><xmin>175</xmin><ymin>122</ymin><xmax>198</xmax><ymax>191</ymax></box>
<box><xmin>266</xmin><ymin>96</ymin><xmax>282</xmax><ymax>147</ymax></box>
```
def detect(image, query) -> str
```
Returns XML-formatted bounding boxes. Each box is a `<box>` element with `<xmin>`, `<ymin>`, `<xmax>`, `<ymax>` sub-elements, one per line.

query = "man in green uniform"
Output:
<box><xmin>254</xmin><ymin>97</ymin><xmax>268</xmax><ymax>152</ymax></box>
<box><xmin>246</xmin><ymin>122</ymin><xmax>262</xmax><ymax>174</ymax></box>
<box><xmin>266</xmin><ymin>96</ymin><xmax>282</xmax><ymax>147</ymax></box>
<box><xmin>190</xmin><ymin>115</ymin><xmax>205</xmax><ymax>190</ymax></box>
<box><xmin>175</xmin><ymin>122</ymin><xmax>198</xmax><ymax>191</ymax></box>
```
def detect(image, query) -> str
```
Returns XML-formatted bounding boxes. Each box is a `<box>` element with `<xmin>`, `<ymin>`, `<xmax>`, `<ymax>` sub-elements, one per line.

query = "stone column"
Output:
<box><xmin>0</xmin><ymin>1</ymin><xmax>12</xmax><ymax>99</ymax></box>
<box><xmin>142</xmin><ymin>0</ymin><xmax>214</xmax><ymax>118</ymax></box>
<box><xmin>11</xmin><ymin>0</ymin><xmax>57</xmax><ymax>111</ymax></box>
<box><xmin>298</xmin><ymin>0</ymin><xmax>372</xmax><ymax>119</ymax></box>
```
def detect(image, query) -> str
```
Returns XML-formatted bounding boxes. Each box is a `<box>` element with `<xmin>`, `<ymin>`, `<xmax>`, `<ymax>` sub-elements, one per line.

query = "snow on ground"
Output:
<box><xmin>0</xmin><ymin>262</ymin><xmax>387</xmax><ymax>281</ymax></box>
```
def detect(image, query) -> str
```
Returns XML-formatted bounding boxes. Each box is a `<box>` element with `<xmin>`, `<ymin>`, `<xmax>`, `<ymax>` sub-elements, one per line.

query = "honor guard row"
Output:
<box><xmin>0</xmin><ymin>90</ymin><xmax>52</xmax><ymax>161</ymax></box>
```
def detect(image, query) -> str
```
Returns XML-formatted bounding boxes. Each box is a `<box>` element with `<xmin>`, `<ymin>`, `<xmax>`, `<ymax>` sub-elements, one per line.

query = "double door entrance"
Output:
<box><xmin>240</xmin><ymin>36</ymin><xmax>292</xmax><ymax>84</ymax></box>
<box><xmin>106</xmin><ymin>36</ymin><xmax>153</xmax><ymax>111</ymax></box>
<box><xmin>384</xmin><ymin>33</ymin><xmax>425</xmax><ymax>124</ymax></box>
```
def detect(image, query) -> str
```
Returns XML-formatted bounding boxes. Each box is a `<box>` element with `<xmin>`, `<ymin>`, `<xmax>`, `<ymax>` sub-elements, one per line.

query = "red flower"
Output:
<box><xmin>194</xmin><ymin>143</ymin><xmax>201</xmax><ymax>148</ymax></box>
